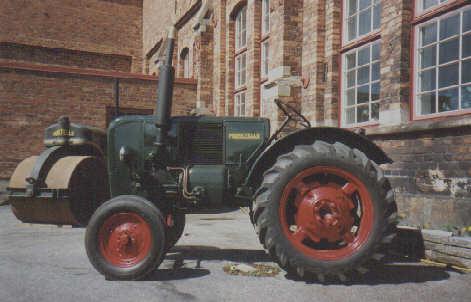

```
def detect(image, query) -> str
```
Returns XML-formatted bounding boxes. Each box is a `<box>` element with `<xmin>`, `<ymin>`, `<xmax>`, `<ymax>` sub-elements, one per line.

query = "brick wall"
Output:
<box><xmin>0</xmin><ymin>62</ymin><xmax>197</xmax><ymax>179</ymax></box>
<box><xmin>0</xmin><ymin>0</ymin><xmax>143</xmax><ymax>72</ymax></box>
<box><xmin>371</xmin><ymin>123</ymin><xmax>471</xmax><ymax>229</ymax></box>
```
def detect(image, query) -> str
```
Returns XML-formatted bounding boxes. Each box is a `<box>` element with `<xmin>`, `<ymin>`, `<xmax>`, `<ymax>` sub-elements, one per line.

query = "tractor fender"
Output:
<box><xmin>245</xmin><ymin>127</ymin><xmax>392</xmax><ymax>189</ymax></box>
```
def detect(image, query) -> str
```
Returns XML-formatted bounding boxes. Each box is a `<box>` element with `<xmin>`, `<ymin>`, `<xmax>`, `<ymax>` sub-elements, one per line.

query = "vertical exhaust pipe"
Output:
<box><xmin>155</xmin><ymin>27</ymin><xmax>177</xmax><ymax>146</ymax></box>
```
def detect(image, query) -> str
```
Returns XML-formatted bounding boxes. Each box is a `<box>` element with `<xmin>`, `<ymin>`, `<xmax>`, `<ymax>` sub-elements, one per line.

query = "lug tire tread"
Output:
<box><xmin>251</xmin><ymin>140</ymin><xmax>398</xmax><ymax>282</ymax></box>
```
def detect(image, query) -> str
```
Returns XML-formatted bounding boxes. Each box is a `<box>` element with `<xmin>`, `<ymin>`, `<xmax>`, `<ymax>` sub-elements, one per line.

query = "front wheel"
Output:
<box><xmin>252</xmin><ymin>141</ymin><xmax>397</xmax><ymax>281</ymax></box>
<box><xmin>85</xmin><ymin>195</ymin><xmax>166</xmax><ymax>280</ymax></box>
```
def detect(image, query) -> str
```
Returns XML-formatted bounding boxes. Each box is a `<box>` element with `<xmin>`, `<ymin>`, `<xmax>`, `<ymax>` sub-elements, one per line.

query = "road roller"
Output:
<box><xmin>7</xmin><ymin>25</ymin><xmax>398</xmax><ymax>282</ymax></box>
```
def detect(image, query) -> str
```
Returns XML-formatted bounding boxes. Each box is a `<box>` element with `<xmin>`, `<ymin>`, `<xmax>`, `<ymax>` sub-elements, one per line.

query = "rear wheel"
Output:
<box><xmin>85</xmin><ymin>195</ymin><xmax>166</xmax><ymax>280</ymax></box>
<box><xmin>252</xmin><ymin>141</ymin><xmax>397</xmax><ymax>281</ymax></box>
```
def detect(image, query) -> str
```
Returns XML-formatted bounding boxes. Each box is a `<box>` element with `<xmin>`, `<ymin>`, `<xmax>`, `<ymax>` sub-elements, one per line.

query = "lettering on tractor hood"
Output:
<box><xmin>228</xmin><ymin>133</ymin><xmax>261</xmax><ymax>140</ymax></box>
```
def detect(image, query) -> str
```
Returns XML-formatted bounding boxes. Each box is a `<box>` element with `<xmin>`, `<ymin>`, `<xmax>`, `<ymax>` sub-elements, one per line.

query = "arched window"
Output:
<box><xmin>180</xmin><ymin>48</ymin><xmax>191</xmax><ymax>78</ymax></box>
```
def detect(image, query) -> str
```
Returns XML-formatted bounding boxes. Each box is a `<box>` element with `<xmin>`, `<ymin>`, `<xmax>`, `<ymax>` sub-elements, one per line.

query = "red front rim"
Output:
<box><xmin>98</xmin><ymin>212</ymin><xmax>153</xmax><ymax>268</ymax></box>
<box><xmin>279</xmin><ymin>166</ymin><xmax>374</xmax><ymax>261</ymax></box>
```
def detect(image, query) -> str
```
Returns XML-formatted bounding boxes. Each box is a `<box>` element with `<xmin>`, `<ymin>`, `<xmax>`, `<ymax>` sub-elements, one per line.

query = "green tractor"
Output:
<box><xmin>8</xmin><ymin>27</ymin><xmax>397</xmax><ymax>281</ymax></box>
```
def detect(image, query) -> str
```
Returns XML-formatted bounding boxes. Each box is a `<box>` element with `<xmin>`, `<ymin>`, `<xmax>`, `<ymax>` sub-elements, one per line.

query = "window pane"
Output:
<box><xmin>371</xmin><ymin>82</ymin><xmax>380</xmax><ymax>101</ymax></box>
<box><xmin>346</xmin><ymin>53</ymin><xmax>356</xmax><ymax>69</ymax></box>
<box><xmin>348</xmin><ymin>0</ymin><xmax>357</xmax><ymax>16</ymax></box>
<box><xmin>347</xmin><ymin>70</ymin><xmax>356</xmax><ymax>87</ymax></box>
<box><xmin>463</xmin><ymin>34</ymin><xmax>471</xmax><ymax>58</ymax></box>
<box><xmin>372</xmin><ymin>43</ymin><xmax>380</xmax><ymax>61</ymax></box>
<box><xmin>439</xmin><ymin>38</ymin><xmax>459</xmax><ymax>64</ymax></box>
<box><xmin>464</xmin><ymin>8</ymin><xmax>471</xmax><ymax>32</ymax></box>
<box><xmin>423</xmin><ymin>0</ymin><xmax>439</xmax><ymax>10</ymax></box>
<box><xmin>371</xmin><ymin>102</ymin><xmax>379</xmax><ymax>120</ymax></box>
<box><xmin>347</xmin><ymin>89</ymin><xmax>356</xmax><ymax>105</ymax></box>
<box><xmin>358</xmin><ymin>46</ymin><xmax>370</xmax><ymax>65</ymax></box>
<box><xmin>373</xmin><ymin>4</ymin><xmax>381</xmax><ymax>30</ymax></box>
<box><xmin>438</xmin><ymin>63</ymin><xmax>459</xmax><ymax>88</ymax></box>
<box><xmin>357</xmin><ymin>105</ymin><xmax>369</xmax><ymax>122</ymax></box>
<box><xmin>357</xmin><ymin>66</ymin><xmax>370</xmax><ymax>85</ymax></box>
<box><xmin>440</xmin><ymin>14</ymin><xmax>460</xmax><ymax>40</ymax></box>
<box><xmin>346</xmin><ymin>108</ymin><xmax>355</xmax><ymax>124</ymax></box>
<box><xmin>463</xmin><ymin>59</ymin><xmax>471</xmax><ymax>84</ymax></box>
<box><xmin>372</xmin><ymin>62</ymin><xmax>380</xmax><ymax>81</ymax></box>
<box><xmin>357</xmin><ymin>85</ymin><xmax>369</xmax><ymax>103</ymax></box>
<box><xmin>438</xmin><ymin>87</ymin><xmax>459</xmax><ymax>112</ymax></box>
<box><xmin>462</xmin><ymin>85</ymin><xmax>471</xmax><ymax>109</ymax></box>
<box><xmin>359</xmin><ymin>0</ymin><xmax>371</xmax><ymax>10</ymax></box>
<box><xmin>359</xmin><ymin>9</ymin><xmax>372</xmax><ymax>36</ymax></box>
<box><xmin>421</xmin><ymin>23</ymin><xmax>437</xmax><ymax>46</ymax></box>
<box><xmin>348</xmin><ymin>16</ymin><xmax>357</xmax><ymax>41</ymax></box>
<box><xmin>420</xmin><ymin>69</ymin><xmax>436</xmax><ymax>91</ymax></box>
<box><xmin>420</xmin><ymin>93</ymin><xmax>436</xmax><ymax>114</ymax></box>
<box><xmin>421</xmin><ymin>45</ymin><xmax>436</xmax><ymax>68</ymax></box>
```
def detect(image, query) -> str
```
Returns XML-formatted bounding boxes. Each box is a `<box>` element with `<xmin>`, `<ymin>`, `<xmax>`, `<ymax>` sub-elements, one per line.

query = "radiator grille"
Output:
<box><xmin>186</xmin><ymin>123</ymin><xmax>223</xmax><ymax>164</ymax></box>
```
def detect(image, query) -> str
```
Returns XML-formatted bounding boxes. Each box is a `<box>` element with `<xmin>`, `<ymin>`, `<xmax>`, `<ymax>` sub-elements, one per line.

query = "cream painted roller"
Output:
<box><xmin>9</xmin><ymin>156</ymin><xmax>108</xmax><ymax>225</ymax></box>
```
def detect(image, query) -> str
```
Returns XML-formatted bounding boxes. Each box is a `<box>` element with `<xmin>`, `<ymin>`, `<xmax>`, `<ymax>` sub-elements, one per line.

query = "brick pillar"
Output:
<box><xmin>213</xmin><ymin>0</ymin><xmax>227</xmax><ymax>116</ymax></box>
<box><xmin>302</xmin><ymin>0</ymin><xmax>326</xmax><ymax>125</ymax></box>
<box><xmin>379</xmin><ymin>0</ymin><xmax>413</xmax><ymax>126</ymax></box>
<box><xmin>323</xmin><ymin>0</ymin><xmax>341</xmax><ymax>127</ymax></box>
<box><xmin>225</xmin><ymin>12</ymin><xmax>236</xmax><ymax>116</ymax></box>
<box><xmin>195</xmin><ymin>28</ymin><xmax>214</xmax><ymax>109</ymax></box>
<box><xmin>250</xmin><ymin>0</ymin><xmax>262</xmax><ymax>117</ymax></box>
<box><xmin>261</xmin><ymin>0</ymin><xmax>303</xmax><ymax>130</ymax></box>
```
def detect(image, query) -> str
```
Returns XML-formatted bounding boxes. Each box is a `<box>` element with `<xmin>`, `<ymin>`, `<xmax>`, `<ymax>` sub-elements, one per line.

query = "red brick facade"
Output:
<box><xmin>0</xmin><ymin>0</ymin><xmax>198</xmax><ymax>179</ymax></box>
<box><xmin>0</xmin><ymin>0</ymin><xmax>144</xmax><ymax>72</ymax></box>
<box><xmin>0</xmin><ymin>62</ymin><xmax>197</xmax><ymax>179</ymax></box>
<box><xmin>144</xmin><ymin>0</ymin><xmax>471</xmax><ymax>229</ymax></box>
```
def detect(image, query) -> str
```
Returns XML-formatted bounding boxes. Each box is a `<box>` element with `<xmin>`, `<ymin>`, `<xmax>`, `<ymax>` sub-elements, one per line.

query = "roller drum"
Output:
<box><xmin>8</xmin><ymin>156</ymin><xmax>108</xmax><ymax>226</ymax></box>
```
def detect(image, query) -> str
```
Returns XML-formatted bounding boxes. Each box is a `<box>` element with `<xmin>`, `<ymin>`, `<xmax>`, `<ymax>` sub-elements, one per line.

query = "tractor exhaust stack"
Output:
<box><xmin>154</xmin><ymin>27</ymin><xmax>176</xmax><ymax>146</ymax></box>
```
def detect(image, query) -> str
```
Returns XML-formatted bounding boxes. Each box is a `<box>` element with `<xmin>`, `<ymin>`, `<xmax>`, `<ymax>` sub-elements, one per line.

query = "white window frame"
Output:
<box><xmin>416</xmin><ymin>0</ymin><xmax>450</xmax><ymax>15</ymax></box>
<box><xmin>341</xmin><ymin>40</ymin><xmax>382</xmax><ymax>126</ymax></box>
<box><xmin>413</xmin><ymin>5</ymin><xmax>471</xmax><ymax>118</ymax></box>
<box><xmin>235</xmin><ymin>91</ymin><xmax>246</xmax><ymax>116</ymax></box>
<box><xmin>343</xmin><ymin>0</ymin><xmax>381</xmax><ymax>44</ymax></box>
<box><xmin>235</xmin><ymin>52</ymin><xmax>247</xmax><ymax>88</ymax></box>
<box><xmin>261</xmin><ymin>40</ymin><xmax>269</xmax><ymax>79</ymax></box>
<box><xmin>236</xmin><ymin>7</ymin><xmax>247</xmax><ymax>50</ymax></box>
<box><xmin>262</xmin><ymin>0</ymin><xmax>270</xmax><ymax>36</ymax></box>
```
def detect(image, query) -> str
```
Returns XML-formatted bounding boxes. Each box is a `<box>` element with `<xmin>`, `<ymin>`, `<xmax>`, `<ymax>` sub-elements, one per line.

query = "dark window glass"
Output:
<box><xmin>438</xmin><ymin>63</ymin><xmax>459</xmax><ymax>88</ymax></box>
<box><xmin>438</xmin><ymin>88</ymin><xmax>459</xmax><ymax>112</ymax></box>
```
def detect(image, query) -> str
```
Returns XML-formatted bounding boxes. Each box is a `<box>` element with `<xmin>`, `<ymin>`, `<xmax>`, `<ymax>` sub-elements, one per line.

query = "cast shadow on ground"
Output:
<box><xmin>285</xmin><ymin>262</ymin><xmax>452</xmax><ymax>285</ymax></box>
<box><xmin>145</xmin><ymin>245</ymin><xmax>451</xmax><ymax>284</ymax></box>
<box><xmin>142</xmin><ymin>268</ymin><xmax>211</xmax><ymax>281</ymax></box>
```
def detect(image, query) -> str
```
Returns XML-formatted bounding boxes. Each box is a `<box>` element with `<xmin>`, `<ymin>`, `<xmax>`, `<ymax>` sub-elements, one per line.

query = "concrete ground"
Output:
<box><xmin>0</xmin><ymin>205</ymin><xmax>470</xmax><ymax>302</ymax></box>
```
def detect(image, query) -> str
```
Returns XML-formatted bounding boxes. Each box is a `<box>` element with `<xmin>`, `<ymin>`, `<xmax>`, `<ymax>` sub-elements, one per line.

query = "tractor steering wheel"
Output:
<box><xmin>274</xmin><ymin>99</ymin><xmax>311</xmax><ymax>128</ymax></box>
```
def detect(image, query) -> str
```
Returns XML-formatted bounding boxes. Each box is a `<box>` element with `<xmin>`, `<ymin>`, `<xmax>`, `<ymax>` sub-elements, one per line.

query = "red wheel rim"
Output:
<box><xmin>98</xmin><ymin>212</ymin><xmax>153</xmax><ymax>268</ymax></box>
<box><xmin>279</xmin><ymin>166</ymin><xmax>374</xmax><ymax>261</ymax></box>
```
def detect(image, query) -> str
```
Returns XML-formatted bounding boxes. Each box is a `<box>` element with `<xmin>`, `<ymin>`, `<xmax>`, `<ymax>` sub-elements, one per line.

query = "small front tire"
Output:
<box><xmin>85</xmin><ymin>195</ymin><xmax>166</xmax><ymax>280</ymax></box>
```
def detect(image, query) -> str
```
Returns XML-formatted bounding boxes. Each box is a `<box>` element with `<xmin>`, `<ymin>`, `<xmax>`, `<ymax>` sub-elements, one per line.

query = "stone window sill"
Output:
<box><xmin>366</xmin><ymin>114</ymin><xmax>471</xmax><ymax>136</ymax></box>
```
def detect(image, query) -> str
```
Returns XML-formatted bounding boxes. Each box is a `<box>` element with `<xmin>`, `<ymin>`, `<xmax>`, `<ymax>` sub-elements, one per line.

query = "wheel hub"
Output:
<box><xmin>98</xmin><ymin>213</ymin><xmax>152</xmax><ymax>268</ymax></box>
<box><xmin>296</xmin><ymin>185</ymin><xmax>355</xmax><ymax>243</ymax></box>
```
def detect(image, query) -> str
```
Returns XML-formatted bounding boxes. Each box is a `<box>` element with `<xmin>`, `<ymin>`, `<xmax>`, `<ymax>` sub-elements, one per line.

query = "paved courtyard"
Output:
<box><xmin>0</xmin><ymin>205</ymin><xmax>470</xmax><ymax>302</ymax></box>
